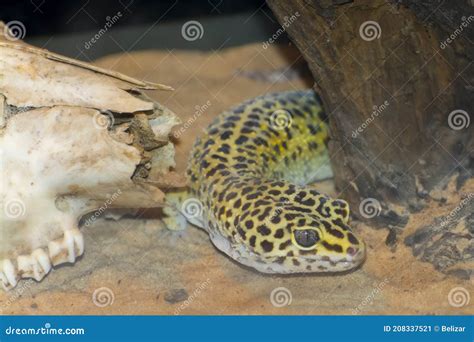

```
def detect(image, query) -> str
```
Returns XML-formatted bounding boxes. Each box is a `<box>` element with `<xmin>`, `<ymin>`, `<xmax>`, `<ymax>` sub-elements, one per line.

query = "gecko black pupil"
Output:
<box><xmin>294</xmin><ymin>229</ymin><xmax>319</xmax><ymax>248</ymax></box>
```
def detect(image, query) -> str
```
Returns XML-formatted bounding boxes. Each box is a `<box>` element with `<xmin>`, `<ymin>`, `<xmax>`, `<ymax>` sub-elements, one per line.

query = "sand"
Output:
<box><xmin>1</xmin><ymin>44</ymin><xmax>472</xmax><ymax>315</ymax></box>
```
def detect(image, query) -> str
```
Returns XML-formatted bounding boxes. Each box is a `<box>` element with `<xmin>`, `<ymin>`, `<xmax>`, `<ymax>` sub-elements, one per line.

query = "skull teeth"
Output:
<box><xmin>48</xmin><ymin>227</ymin><xmax>84</xmax><ymax>266</ymax></box>
<box><xmin>17</xmin><ymin>248</ymin><xmax>51</xmax><ymax>281</ymax></box>
<box><xmin>0</xmin><ymin>259</ymin><xmax>17</xmax><ymax>291</ymax></box>
<box><xmin>0</xmin><ymin>227</ymin><xmax>84</xmax><ymax>291</ymax></box>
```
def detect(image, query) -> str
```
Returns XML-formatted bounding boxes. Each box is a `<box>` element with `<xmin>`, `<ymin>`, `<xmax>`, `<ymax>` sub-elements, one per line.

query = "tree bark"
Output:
<box><xmin>267</xmin><ymin>0</ymin><xmax>473</xmax><ymax>229</ymax></box>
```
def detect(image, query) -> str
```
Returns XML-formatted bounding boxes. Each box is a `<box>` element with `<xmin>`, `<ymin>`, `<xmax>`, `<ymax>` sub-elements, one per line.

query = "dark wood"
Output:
<box><xmin>267</xmin><ymin>0</ymin><xmax>473</xmax><ymax>228</ymax></box>
<box><xmin>405</xmin><ymin>197</ymin><xmax>473</xmax><ymax>280</ymax></box>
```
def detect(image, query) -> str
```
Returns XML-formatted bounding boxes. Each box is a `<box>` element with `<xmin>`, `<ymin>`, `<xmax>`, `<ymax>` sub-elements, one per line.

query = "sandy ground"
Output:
<box><xmin>1</xmin><ymin>44</ymin><xmax>472</xmax><ymax>315</ymax></box>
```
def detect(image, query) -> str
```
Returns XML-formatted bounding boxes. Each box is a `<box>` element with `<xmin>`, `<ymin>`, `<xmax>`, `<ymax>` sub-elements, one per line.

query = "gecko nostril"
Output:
<box><xmin>347</xmin><ymin>247</ymin><xmax>359</xmax><ymax>257</ymax></box>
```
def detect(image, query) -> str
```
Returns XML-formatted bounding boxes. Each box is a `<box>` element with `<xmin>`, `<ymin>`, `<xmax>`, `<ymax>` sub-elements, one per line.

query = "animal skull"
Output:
<box><xmin>0</xmin><ymin>38</ymin><xmax>182</xmax><ymax>290</ymax></box>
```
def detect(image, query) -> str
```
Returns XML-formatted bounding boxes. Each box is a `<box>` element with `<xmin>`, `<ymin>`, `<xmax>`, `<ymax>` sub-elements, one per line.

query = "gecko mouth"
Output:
<box><xmin>238</xmin><ymin>247</ymin><xmax>367</xmax><ymax>274</ymax></box>
<box><xmin>307</xmin><ymin>246</ymin><xmax>366</xmax><ymax>271</ymax></box>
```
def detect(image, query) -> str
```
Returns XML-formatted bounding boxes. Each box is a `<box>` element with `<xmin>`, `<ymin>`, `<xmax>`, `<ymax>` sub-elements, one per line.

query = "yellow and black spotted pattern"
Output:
<box><xmin>187</xmin><ymin>90</ymin><xmax>365</xmax><ymax>273</ymax></box>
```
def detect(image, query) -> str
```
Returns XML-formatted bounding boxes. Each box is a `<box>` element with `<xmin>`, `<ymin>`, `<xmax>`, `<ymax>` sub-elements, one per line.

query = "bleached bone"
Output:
<box><xmin>0</xmin><ymin>35</ymin><xmax>184</xmax><ymax>291</ymax></box>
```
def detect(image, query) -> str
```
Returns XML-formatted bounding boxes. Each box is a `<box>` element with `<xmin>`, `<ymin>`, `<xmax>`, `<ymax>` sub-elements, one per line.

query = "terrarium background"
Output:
<box><xmin>0</xmin><ymin>0</ymin><xmax>472</xmax><ymax>315</ymax></box>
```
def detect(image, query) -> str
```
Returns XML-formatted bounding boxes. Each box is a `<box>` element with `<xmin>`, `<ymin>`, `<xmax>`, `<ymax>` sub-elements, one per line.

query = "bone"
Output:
<box><xmin>0</xmin><ymin>259</ymin><xmax>17</xmax><ymax>290</ymax></box>
<box><xmin>17</xmin><ymin>248</ymin><xmax>52</xmax><ymax>282</ymax></box>
<box><xmin>0</xmin><ymin>227</ymin><xmax>86</xmax><ymax>291</ymax></box>
<box><xmin>0</xmin><ymin>39</ymin><xmax>183</xmax><ymax>291</ymax></box>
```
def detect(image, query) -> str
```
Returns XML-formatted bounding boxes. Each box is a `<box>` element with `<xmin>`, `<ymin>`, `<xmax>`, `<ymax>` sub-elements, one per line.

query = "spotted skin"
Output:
<box><xmin>185</xmin><ymin>90</ymin><xmax>365</xmax><ymax>273</ymax></box>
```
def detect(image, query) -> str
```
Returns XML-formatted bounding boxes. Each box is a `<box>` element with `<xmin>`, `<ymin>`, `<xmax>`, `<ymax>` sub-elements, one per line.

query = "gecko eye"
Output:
<box><xmin>293</xmin><ymin>229</ymin><xmax>319</xmax><ymax>248</ymax></box>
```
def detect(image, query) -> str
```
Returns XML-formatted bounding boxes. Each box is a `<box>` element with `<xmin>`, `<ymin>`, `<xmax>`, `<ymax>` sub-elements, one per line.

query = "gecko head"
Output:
<box><xmin>286</xmin><ymin>213</ymin><xmax>366</xmax><ymax>273</ymax></box>
<box><xmin>230</xmin><ymin>198</ymin><xmax>366</xmax><ymax>274</ymax></box>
